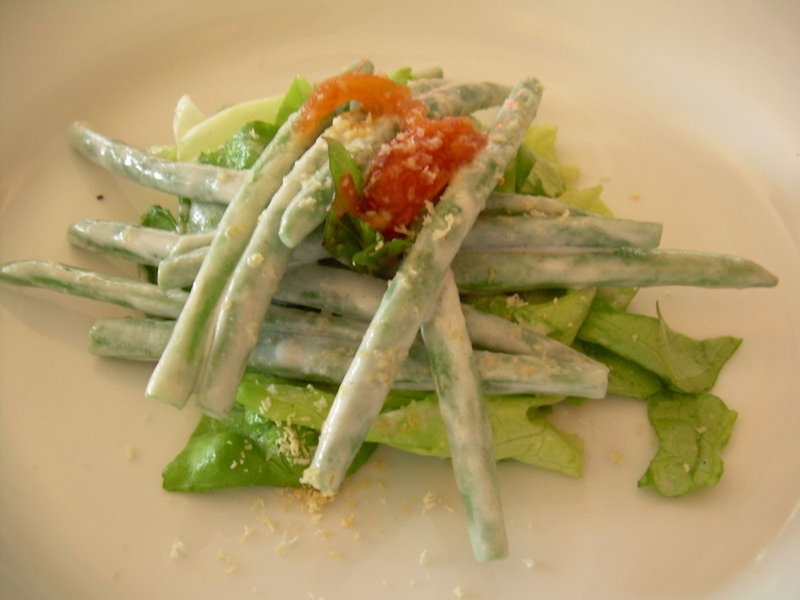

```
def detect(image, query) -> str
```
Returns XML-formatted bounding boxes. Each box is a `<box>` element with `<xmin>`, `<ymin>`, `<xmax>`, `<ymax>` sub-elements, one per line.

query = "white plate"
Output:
<box><xmin>1</xmin><ymin>1</ymin><xmax>799</xmax><ymax>599</ymax></box>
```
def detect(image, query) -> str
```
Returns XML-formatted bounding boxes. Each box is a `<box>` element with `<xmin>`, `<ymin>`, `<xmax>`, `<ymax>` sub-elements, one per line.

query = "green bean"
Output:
<box><xmin>1</xmin><ymin>258</ymin><xmax>589</xmax><ymax>364</ymax></box>
<box><xmin>88</xmin><ymin>316</ymin><xmax>608</xmax><ymax>398</ymax></box>
<box><xmin>0</xmin><ymin>260</ymin><xmax>186</xmax><ymax>318</ymax></box>
<box><xmin>68</xmin><ymin>220</ymin><xmax>178</xmax><ymax>266</ymax></box>
<box><xmin>419</xmin><ymin>81</ymin><xmax>512</xmax><ymax>118</ymax></box>
<box><xmin>145</xmin><ymin>107</ymin><xmax>331</xmax><ymax>408</ymax></box>
<box><xmin>451</xmin><ymin>247</ymin><xmax>780</xmax><ymax>292</ymax></box>
<box><xmin>191</xmin><ymin>125</ymin><xmax>334</xmax><ymax>417</ymax></box>
<box><xmin>68</xmin><ymin>122</ymin><xmax>247</xmax><ymax>204</ymax></box>
<box><xmin>462</xmin><ymin>214</ymin><xmax>662</xmax><ymax>249</ymax></box>
<box><xmin>278</xmin><ymin>82</ymin><xmax>515</xmax><ymax>249</ymax></box>
<box><xmin>302</xmin><ymin>78</ymin><xmax>545</xmax><ymax>496</ymax></box>
<box><xmin>158</xmin><ymin>210</ymin><xmax>661</xmax><ymax>290</ymax></box>
<box><xmin>70</xmin><ymin>208</ymin><xmax>662</xmax><ymax>293</ymax></box>
<box><xmin>169</xmin><ymin>230</ymin><xmax>216</xmax><ymax>256</ymax></box>
<box><xmin>420</xmin><ymin>271</ymin><xmax>507</xmax><ymax>561</ymax></box>
<box><xmin>482</xmin><ymin>192</ymin><xmax>595</xmax><ymax>217</ymax></box>
<box><xmin>276</xmin><ymin>115</ymin><xmax>400</xmax><ymax>248</ymax></box>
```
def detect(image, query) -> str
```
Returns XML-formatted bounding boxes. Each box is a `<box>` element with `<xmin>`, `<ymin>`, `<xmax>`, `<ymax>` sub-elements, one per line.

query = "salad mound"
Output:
<box><xmin>0</xmin><ymin>61</ymin><xmax>777</xmax><ymax>562</ymax></box>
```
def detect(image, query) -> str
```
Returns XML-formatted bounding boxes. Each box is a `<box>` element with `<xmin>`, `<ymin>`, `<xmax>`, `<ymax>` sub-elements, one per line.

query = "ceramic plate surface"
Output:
<box><xmin>1</xmin><ymin>1</ymin><xmax>798</xmax><ymax>599</ymax></box>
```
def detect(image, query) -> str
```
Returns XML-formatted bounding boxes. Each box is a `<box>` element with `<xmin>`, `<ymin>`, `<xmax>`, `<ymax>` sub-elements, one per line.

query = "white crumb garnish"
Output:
<box><xmin>432</xmin><ymin>213</ymin><xmax>456</xmax><ymax>241</ymax></box>
<box><xmin>505</xmin><ymin>293</ymin><xmax>528</xmax><ymax>308</ymax></box>
<box><xmin>421</xmin><ymin>491</ymin><xmax>441</xmax><ymax>512</ymax></box>
<box><xmin>240</xmin><ymin>524</ymin><xmax>254</xmax><ymax>542</ymax></box>
<box><xmin>216</xmin><ymin>549</ymin><xmax>237</xmax><ymax>573</ymax></box>
<box><xmin>169</xmin><ymin>539</ymin><xmax>187</xmax><ymax>560</ymax></box>
<box><xmin>246</xmin><ymin>252</ymin><xmax>264</xmax><ymax>267</ymax></box>
<box><xmin>275</xmin><ymin>533</ymin><xmax>299</xmax><ymax>555</ymax></box>
<box><xmin>608</xmin><ymin>450</ymin><xmax>624</xmax><ymax>464</ymax></box>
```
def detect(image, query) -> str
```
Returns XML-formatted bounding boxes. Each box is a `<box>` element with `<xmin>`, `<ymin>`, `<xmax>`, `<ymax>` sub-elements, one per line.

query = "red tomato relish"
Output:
<box><xmin>296</xmin><ymin>72</ymin><xmax>486</xmax><ymax>236</ymax></box>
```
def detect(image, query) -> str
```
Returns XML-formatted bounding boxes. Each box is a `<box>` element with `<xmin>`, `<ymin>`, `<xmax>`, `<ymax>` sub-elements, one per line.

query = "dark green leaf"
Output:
<box><xmin>577</xmin><ymin>301</ymin><xmax>741</xmax><ymax>394</ymax></box>
<box><xmin>162</xmin><ymin>403</ymin><xmax>376</xmax><ymax>492</ymax></box>
<box><xmin>322</xmin><ymin>138</ymin><xmax>412</xmax><ymax>278</ymax></box>
<box><xmin>140</xmin><ymin>205</ymin><xmax>179</xmax><ymax>232</ymax></box>
<box><xmin>576</xmin><ymin>340</ymin><xmax>665</xmax><ymax>400</ymax></box>
<box><xmin>138</xmin><ymin>205</ymin><xmax>178</xmax><ymax>282</ymax></box>
<box><xmin>327</xmin><ymin>137</ymin><xmax>363</xmax><ymax>190</ymax></box>
<box><xmin>638</xmin><ymin>391</ymin><xmax>737</xmax><ymax>497</ymax></box>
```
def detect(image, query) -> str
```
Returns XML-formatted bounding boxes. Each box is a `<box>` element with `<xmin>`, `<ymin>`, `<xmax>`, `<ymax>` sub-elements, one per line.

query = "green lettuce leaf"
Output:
<box><xmin>523</xmin><ymin>124</ymin><xmax>576</xmax><ymax>197</ymax></box>
<box><xmin>237</xmin><ymin>373</ymin><xmax>583</xmax><ymax>477</ymax></box>
<box><xmin>557</xmin><ymin>185</ymin><xmax>614</xmax><ymax>217</ymax></box>
<box><xmin>638</xmin><ymin>391</ymin><xmax>737</xmax><ymax>497</ymax></box>
<box><xmin>274</xmin><ymin>75</ymin><xmax>314</xmax><ymax>127</ymax></box>
<box><xmin>577</xmin><ymin>301</ymin><xmax>741</xmax><ymax>394</ymax></box>
<box><xmin>179</xmin><ymin>120</ymin><xmax>277</xmax><ymax>233</ymax></box>
<box><xmin>162</xmin><ymin>402</ymin><xmax>376</xmax><ymax>492</ymax></box>
<box><xmin>496</xmin><ymin>144</ymin><xmax>536</xmax><ymax>194</ymax></box>
<box><xmin>464</xmin><ymin>287</ymin><xmax>597</xmax><ymax>345</ymax></box>
<box><xmin>389</xmin><ymin>66</ymin><xmax>414</xmax><ymax>85</ymax></box>
<box><xmin>198</xmin><ymin>120</ymin><xmax>278</xmax><ymax>170</ymax></box>
<box><xmin>576</xmin><ymin>340</ymin><xmax>665</xmax><ymax>400</ymax></box>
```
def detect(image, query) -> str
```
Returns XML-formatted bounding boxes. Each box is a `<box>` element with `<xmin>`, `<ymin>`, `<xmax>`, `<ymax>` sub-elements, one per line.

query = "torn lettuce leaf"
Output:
<box><xmin>578</xmin><ymin>300</ymin><xmax>741</xmax><ymax>394</ymax></box>
<box><xmin>274</xmin><ymin>75</ymin><xmax>314</xmax><ymax>128</ymax></box>
<box><xmin>638</xmin><ymin>391</ymin><xmax>737</xmax><ymax>497</ymax></box>
<box><xmin>197</xmin><ymin>120</ymin><xmax>278</xmax><ymax>169</ymax></box>
<box><xmin>236</xmin><ymin>373</ymin><xmax>584</xmax><ymax>478</ymax></box>
<box><xmin>557</xmin><ymin>185</ymin><xmax>614</xmax><ymax>217</ymax></box>
<box><xmin>177</xmin><ymin>76</ymin><xmax>312</xmax><ymax>232</ymax></box>
<box><xmin>496</xmin><ymin>144</ymin><xmax>536</xmax><ymax>194</ymax></box>
<box><xmin>388</xmin><ymin>66</ymin><xmax>414</xmax><ymax>85</ymax></box>
<box><xmin>162</xmin><ymin>401</ymin><xmax>376</xmax><ymax>492</ymax></box>
<box><xmin>180</xmin><ymin>120</ymin><xmax>277</xmax><ymax>233</ymax></box>
<box><xmin>464</xmin><ymin>287</ymin><xmax>597</xmax><ymax>345</ymax></box>
<box><xmin>576</xmin><ymin>340</ymin><xmax>665</xmax><ymax>400</ymax></box>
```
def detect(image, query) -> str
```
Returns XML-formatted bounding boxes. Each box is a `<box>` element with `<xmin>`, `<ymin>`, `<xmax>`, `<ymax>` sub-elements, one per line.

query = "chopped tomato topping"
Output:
<box><xmin>360</xmin><ymin>117</ymin><xmax>486</xmax><ymax>234</ymax></box>
<box><xmin>297</xmin><ymin>72</ymin><xmax>486</xmax><ymax>236</ymax></box>
<box><xmin>295</xmin><ymin>72</ymin><xmax>425</xmax><ymax>135</ymax></box>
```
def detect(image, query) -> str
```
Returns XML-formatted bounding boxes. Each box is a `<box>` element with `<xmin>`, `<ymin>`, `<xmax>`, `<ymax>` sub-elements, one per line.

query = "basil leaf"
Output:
<box><xmin>322</xmin><ymin>138</ymin><xmax>411</xmax><ymax>278</ymax></box>
<box><xmin>138</xmin><ymin>205</ymin><xmax>178</xmax><ymax>282</ymax></box>
<box><xmin>140</xmin><ymin>205</ymin><xmax>178</xmax><ymax>232</ymax></box>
